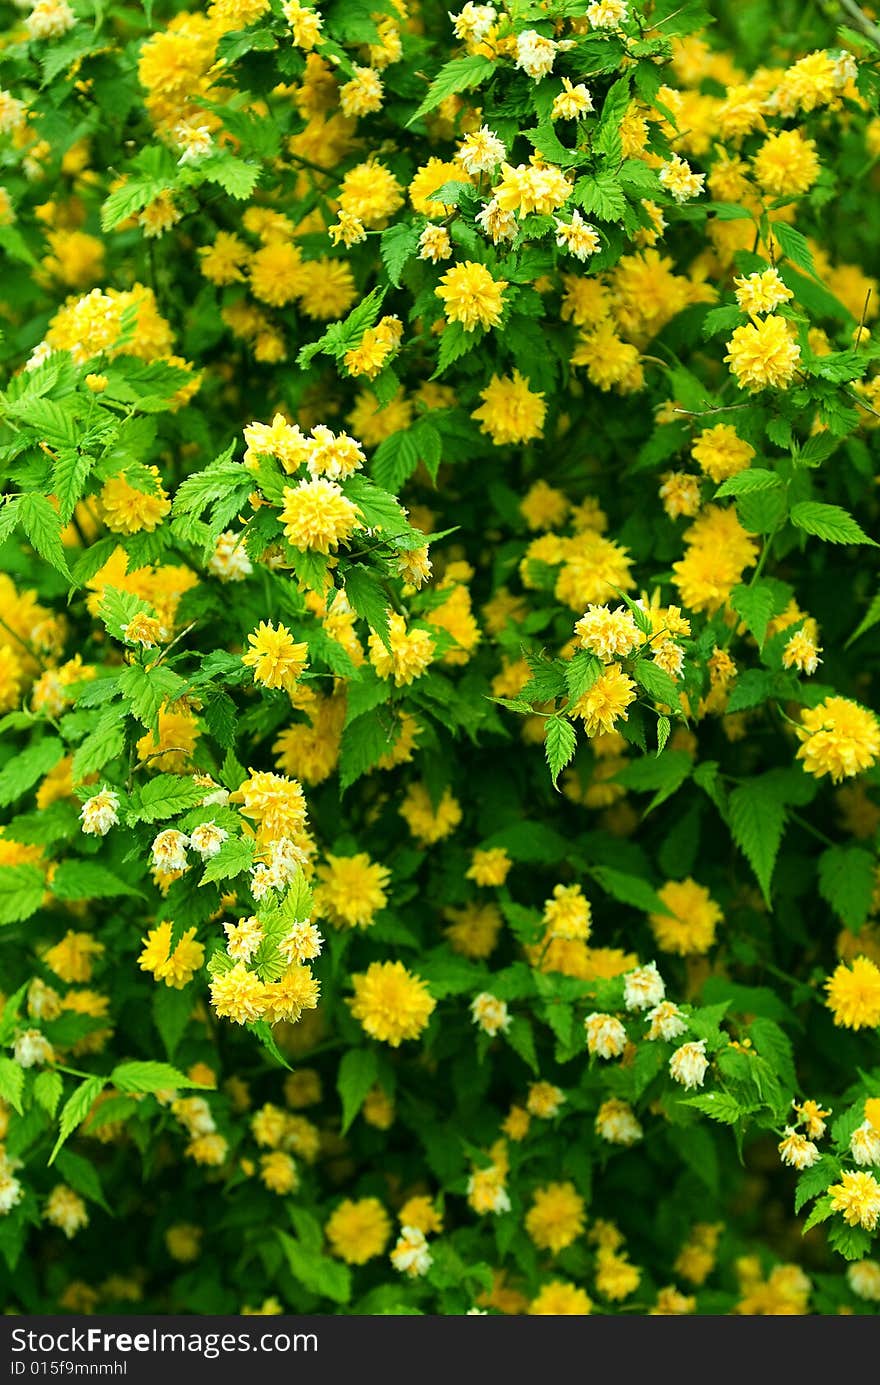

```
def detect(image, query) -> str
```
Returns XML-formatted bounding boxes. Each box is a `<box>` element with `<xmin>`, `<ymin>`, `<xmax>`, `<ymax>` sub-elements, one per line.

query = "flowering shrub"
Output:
<box><xmin>2</xmin><ymin>0</ymin><xmax>880</xmax><ymax>1318</ymax></box>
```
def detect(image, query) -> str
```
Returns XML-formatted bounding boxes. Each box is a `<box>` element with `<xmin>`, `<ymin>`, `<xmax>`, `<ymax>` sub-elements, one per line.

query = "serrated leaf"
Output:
<box><xmin>33</xmin><ymin>1069</ymin><xmax>63</xmax><ymax>1118</ymax></box>
<box><xmin>200</xmin><ymin>835</ymin><xmax>254</xmax><ymax>884</ymax></box>
<box><xmin>714</xmin><ymin>468</ymin><xmax>781</xmax><ymax>498</ymax></box>
<box><xmin>790</xmin><ymin>501</ymin><xmax>875</xmax><ymax>546</ymax></box>
<box><xmin>343</xmin><ymin>566</ymin><xmax>391</xmax><ymax>648</ymax></box>
<box><xmin>0</xmin><ymin>1057</ymin><xmax>24</xmax><ymax>1115</ymax></box>
<box><xmin>545</xmin><ymin>716</ymin><xmax>576</xmax><ymax>788</ymax></box>
<box><xmin>589</xmin><ymin>865</ymin><xmax>668</xmax><ymax>916</ymax></box>
<box><xmin>0</xmin><ymin>866</ymin><xmax>45</xmax><ymax>926</ymax></box>
<box><xmin>408</xmin><ymin>55</ymin><xmax>495</xmax><ymax>124</ymax></box>
<box><xmin>730</xmin><ymin>581</ymin><xmax>777</xmax><ymax>650</ymax></box>
<box><xmin>49</xmin><ymin>1075</ymin><xmax>107</xmax><ymax>1164</ymax></box>
<box><xmin>818</xmin><ymin>845</ymin><xmax>876</xmax><ymax>931</ymax></box>
<box><xmin>112</xmin><ymin>1060</ymin><xmax>198</xmax><ymax>1093</ymax></box>
<box><xmin>337</xmin><ymin>1048</ymin><xmax>379</xmax><ymax>1134</ymax></box>
<box><xmin>17</xmin><ymin>494</ymin><xmax>71</xmax><ymax>581</ymax></box>
<box><xmin>133</xmin><ymin>775</ymin><xmax>208</xmax><ymax>823</ymax></box>
<box><xmin>633</xmin><ymin>658</ymin><xmax>681</xmax><ymax>711</ymax></box>
<box><xmin>278</xmin><ymin>1230</ymin><xmax>352</xmax><ymax>1303</ymax></box>
<box><xmin>729</xmin><ymin>780</ymin><xmax>786</xmax><ymax>905</ymax></box>
<box><xmin>52</xmin><ymin>860</ymin><xmax>143</xmax><ymax>901</ymax></box>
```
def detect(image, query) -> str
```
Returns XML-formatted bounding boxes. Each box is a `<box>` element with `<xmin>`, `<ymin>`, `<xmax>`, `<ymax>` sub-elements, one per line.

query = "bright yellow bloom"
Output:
<box><xmin>242</xmin><ymin>621</ymin><xmax>309</xmax><ymax>693</ymax></box>
<box><xmin>348</xmin><ymin>961</ymin><xmax>436</xmax><ymax>1046</ymax></box>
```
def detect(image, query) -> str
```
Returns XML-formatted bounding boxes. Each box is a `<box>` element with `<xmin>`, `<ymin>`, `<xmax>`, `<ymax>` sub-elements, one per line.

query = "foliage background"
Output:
<box><xmin>0</xmin><ymin>0</ymin><xmax>880</xmax><ymax>1317</ymax></box>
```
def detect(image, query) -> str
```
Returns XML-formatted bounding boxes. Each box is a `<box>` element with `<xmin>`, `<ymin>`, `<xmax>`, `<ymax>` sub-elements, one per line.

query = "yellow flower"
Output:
<box><xmin>259</xmin><ymin>1151</ymin><xmax>298</xmax><ymax>1195</ymax></box>
<box><xmin>279</xmin><ymin>478</ymin><xmax>362</xmax><ymax>553</ymax></box>
<box><xmin>100</xmin><ymin>468</ymin><xmax>170</xmax><ymax>535</ymax></box>
<box><xmin>796</xmin><ymin>697</ymin><xmax>880</xmax><ymax>782</ymax></box>
<box><xmin>650</xmin><ymin>878</ymin><xmax>722</xmax><ymax>955</ymax></box>
<box><xmin>525</xmin><ymin>1181</ymin><xmax>586</xmax><ymax>1253</ymax></box>
<box><xmin>752</xmin><ymin>128</ymin><xmax>820</xmax><ymax>198</ymax></box>
<box><xmin>571</xmin><ymin>667</ymin><xmax>636</xmax><ymax>736</ymax></box>
<box><xmin>209</xmin><ymin>961</ymin><xmax>267</xmax><ymax>1023</ymax></box>
<box><xmin>242</xmin><ymin>621</ymin><xmax>309</xmax><ymax>693</ymax></box>
<box><xmin>43</xmin><ymin>931</ymin><xmax>104</xmax><ymax>984</ymax></box>
<box><xmin>725</xmin><ymin>314</ymin><xmax>801</xmax><ymax>391</ymax></box>
<box><xmin>399</xmin><ymin>782</ymin><xmax>462</xmax><ymax>845</ymax></box>
<box><xmin>138</xmin><ymin>922</ymin><xmax>204</xmax><ymax>989</ymax></box>
<box><xmin>409</xmin><ymin>157</ymin><xmax>463</xmax><ymax>217</ymax></box>
<box><xmin>690</xmin><ymin>425</ymin><xmax>755</xmax><ymax>483</ymax></box>
<box><xmin>326</xmin><ymin>1198</ymin><xmax>392</xmax><ymax>1264</ymax></box>
<box><xmin>471</xmin><ymin>370</ymin><xmax>546</xmax><ymax>446</ymax></box>
<box><xmin>368</xmin><ymin>612</ymin><xmax>434</xmax><ymax>686</ymax></box>
<box><xmin>828</xmin><ymin>1170</ymin><xmax>880</xmax><ymax>1230</ymax></box>
<box><xmin>466</xmin><ymin>847</ymin><xmax>512</xmax><ymax>887</ymax></box>
<box><xmin>348</xmin><ymin>961</ymin><xmax>436</xmax><ymax>1046</ymax></box>
<box><xmin>825</xmin><ymin>956</ymin><xmax>880</xmax><ymax>1029</ymax></box>
<box><xmin>435</xmin><ymin>261</ymin><xmax>507</xmax><ymax>333</ymax></box>
<box><xmin>398</xmin><ymin>1196</ymin><xmax>443</xmax><ymax>1235</ymax></box>
<box><xmin>529</xmin><ymin>1281</ymin><xmax>592</xmax><ymax>1314</ymax></box>
<box><xmin>313</xmin><ymin>852</ymin><xmax>391</xmax><ymax>929</ymax></box>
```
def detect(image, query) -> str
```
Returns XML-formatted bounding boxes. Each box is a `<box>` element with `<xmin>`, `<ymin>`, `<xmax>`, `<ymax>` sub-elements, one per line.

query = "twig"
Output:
<box><xmin>839</xmin><ymin>0</ymin><xmax>880</xmax><ymax>47</ymax></box>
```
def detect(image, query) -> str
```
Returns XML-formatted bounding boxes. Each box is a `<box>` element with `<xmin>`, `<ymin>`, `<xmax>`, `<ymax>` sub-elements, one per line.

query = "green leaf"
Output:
<box><xmin>827</xmin><ymin>1219</ymin><xmax>873</xmax><ymax>1261</ymax></box>
<box><xmin>633</xmin><ymin>658</ymin><xmax>681</xmax><ymax>712</ymax></box>
<box><xmin>49</xmin><ymin>1075</ymin><xmax>107</xmax><ymax>1164</ymax></box>
<box><xmin>55</xmin><ymin>1149</ymin><xmax>111</xmax><ymax>1213</ymax></box>
<box><xmin>564</xmin><ymin>651</ymin><xmax>602</xmax><ymax>704</ymax></box>
<box><xmin>847</xmin><ymin>590</ymin><xmax>880</xmax><ymax>646</ymax></box>
<box><xmin>0</xmin><ymin>866</ymin><xmax>44</xmax><ymax>925</ymax></box>
<box><xmin>729</xmin><ymin>780</ymin><xmax>786</xmax><ymax>905</ymax></box>
<box><xmin>801</xmin><ymin>1194</ymin><xmax>835</xmax><ymax>1233</ymax></box>
<box><xmin>278</xmin><ymin>1230</ymin><xmax>352</xmax><ymax>1304</ymax></box>
<box><xmin>52</xmin><ymin>861</ymin><xmax>143</xmax><ymax>901</ymax></box>
<box><xmin>790</xmin><ymin>501</ymin><xmax>875</xmax><ymax>546</ymax></box>
<box><xmin>0</xmin><ymin>1057</ymin><xmax>24</xmax><ymax>1115</ymax></box>
<box><xmin>343</xmin><ymin>567</ymin><xmax>391</xmax><ymax>648</ymax></box>
<box><xmin>33</xmin><ymin>1069</ymin><xmax>63</xmax><ymax>1118</ymax></box>
<box><xmin>16</xmin><ymin>494</ymin><xmax>71</xmax><ymax>580</ymax></box>
<box><xmin>200</xmin><ymin>835</ymin><xmax>254</xmax><ymax>884</ymax></box>
<box><xmin>111</xmin><ymin>1060</ymin><xmax>198</xmax><ymax>1094</ymax></box>
<box><xmin>818</xmin><ymin>846</ymin><xmax>876</xmax><ymax>931</ymax></box>
<box><xmin>681</xmin><ymin>1091</ymin><xmax>747</xmax><ymax>1124</ymax></box>
<box><xmin>380</xmin><ymin>223</ymin><xmax>421</xmax><ymax>287</ymax></box>
<box><xmin>730</xmin><ymin>581</ymin><xmax>777</xmax><ymax>650</ymax></box>
<box><xmin>133</xmin><ymin>775</ymin><xmax>209</xmax><ymax>823</ymax></box>
<box><xmin>506</xmin><ymin>1016</ymin><xmax>539</xmax><ymax>1074</ymax></box>
<box><xmin>774</xmin><ymin>222</ymin><xmax>816</xmax><ymax>278</ymax></box>
<box><xmin>197</xmin><ymin>154</ymin><xmax>261</xmax><ymax>200</ymax></box>
<box><xmin>408</xmin><ymin>55</ymin><xmax>495</xmax><ymax>124</ymax></box>
<box><xmin>118</xmin><ymin>663</ymin><xmax>186</xmax><ymax>729</ymax></box>
<box><xmin>337</xmin><ymin>1049</ymin><xmax>379</xmax><ymax>1134</ymax></box>
<box><xmin>52</xmin><ymin>450</ymin><xmax>97</xmax><ymax>526</ymax></box>
<box><xmin>589</xmin><ymin>865</ymin><xmax>668</xmax><ymax>916</ymax></box>
<box><xmin>339</xmin><ymin>709</ymin><xmax>399</xmax><ymax>792</ymax></box>
<box><xmin>0</xmin><ymin>737</ymin><xmax>64</xmax><ymax>807</ymax></box>
<box><xmin>152</xmin><ymin>985</ymin><xmax>194</xmax><ymax>1059</ymax></box>
<box><xmin>545</xmin><ymin>716</ymin><xmax>576</xmax><ymax>788</ymax></box>
<box><xmin>794</xmin><ymin>1155</ymin><xmax>841</xmax><ymax>1213</ymax></box>
<box><xmin>573</xmin><ymin>170</ymin><xmax>627</xmax><ymax>221</ymax></box>
<box><xmin>714</xmin><ymin>468</ymin><xmax>781</xmax><ymax>499</ymax></box>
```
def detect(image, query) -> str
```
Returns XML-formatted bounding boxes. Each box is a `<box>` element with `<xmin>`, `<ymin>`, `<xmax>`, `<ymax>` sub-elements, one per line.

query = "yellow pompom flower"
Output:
<box><xmin>466</xmin><ymin>847</ymin><xmax>512</xmax><ymax>887</ymax></box>
<box><xmin>368</xmin><ymin>612</ymin><xmax>434</xmax><ymax>686</ymax></box>
<box><xmin>279</xmin><ymin>478</ymin><xmax>362</xmax><ymax>553</ymax></box>
<box><xmin>529</xmin><ymin>1281</ymin><xmax>592</xmax><ymax>1315</ymax></box>
<box><xmin>242</xmin><ymin>621</ymin><xmax>309</xmax><ymax>693</ymax></box>
<box><xmin>138</xmin><ymin>922</ymin><xmax>205</xmax><ymax>989</ymax></box>
<box><xmin>570</xmin><ymin>666</ymin><xmax>637</xmax><ymax>736</ymax></box>
<box><xmin>650</xmin><ymin>878</ymin><xmax>722</xmax><ymax>955</ymax></box>
<box><xmin>525</xmin><ymin>1182</ymin><xmax>586</xmax><ymax>1254</ymax></box>
<box><xmin>796</xmin><ymin>697</ymin><xmax>880</xmax><ymax>783</ymax></box>
<box><xmin>471</xmin><ymin>371</ymin><xmax>546</xmax><ymax>445</ymax></box>
<box><xmin>325</xmin><ymin>1198</ymin><xmax>392</xmax><ymax>1264</ymax></box>
<box><xmin>399</xmin><ymin>782</ymin><xmax>462</xmax><ymax>845</ymax></box>
<box><xmin>348</xmin><ymin>961</ymin><xmax>436</xmax><ymax>1046</ymax></box>
<box><xmin>825</xmin><ymin>956</ymin><xmax>880</xmax><ymax>1029</ymax></box>
<box><xmin>435</xmin><ymin>261</ymin><xmax>508</xmax><ymax>333</ymax></box>
<box><xmin>725</xmin><ymin>315</ymin><xmax>801</xmax><ymax>391</ymax></box>
<box><xmin>100</xmin><ymin>468</ymin><xmax>170</xmax><ymax>535</ymax></box>
<box><xmin>828</xmin><ymin>1170</ymin><xmax>880</xmax><ymax>1231</ymax></box>
<box><xmin>313</xmin><ymin>852</ymin><xmax>391</xmax><ymax>929</ymax></box>
<box><xmin>690</xmin><ymin>425</ymin><xmax>755</xmax><ymax>483</ymax></box>
<box><xmin>752</xmin><ymin>128</ymin><xmax>820</xmax><ymax>198</ymax></box>
<box><xmin>209</xmin><ymin>961</ymin><xmax>267</xmax><ymax>1023</ymax></box>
